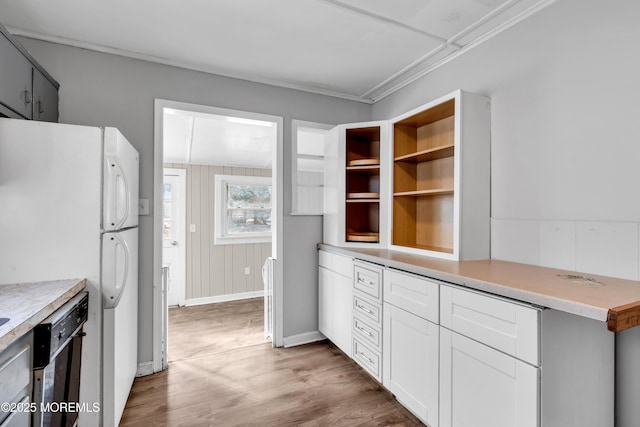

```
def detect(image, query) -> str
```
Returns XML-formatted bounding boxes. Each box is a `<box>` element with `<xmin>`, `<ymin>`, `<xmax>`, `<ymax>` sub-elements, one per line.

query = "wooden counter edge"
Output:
<box><xmin>608</xmin><ymin>301</ymin><xmax>640</xmax><ymax>332</ymax></box>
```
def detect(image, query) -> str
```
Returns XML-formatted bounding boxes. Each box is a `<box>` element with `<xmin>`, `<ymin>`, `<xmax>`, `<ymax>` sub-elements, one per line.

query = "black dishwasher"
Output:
<box><xmin>32</xmin><ymin>292</ymin><xmax>88</xmax><ymax>427</ymax></box>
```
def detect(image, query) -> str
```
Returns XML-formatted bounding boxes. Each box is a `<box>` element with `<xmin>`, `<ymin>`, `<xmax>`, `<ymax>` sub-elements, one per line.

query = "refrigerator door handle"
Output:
<box><xmin>105</xmin><ymin>156</ymin><xmax>130</xmax><ymax>230</ymax></box>
<box><xmin>102</xmin><ymin>232</ymin><xmax>130</xmax><ymax>309</ymax></box>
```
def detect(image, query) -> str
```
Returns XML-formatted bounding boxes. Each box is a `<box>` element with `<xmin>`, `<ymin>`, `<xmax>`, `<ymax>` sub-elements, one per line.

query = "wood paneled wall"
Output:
<box><xmin>164</xmin><ymin>163</ymin><xmax>272</xmax><ymax>302</ymax></box>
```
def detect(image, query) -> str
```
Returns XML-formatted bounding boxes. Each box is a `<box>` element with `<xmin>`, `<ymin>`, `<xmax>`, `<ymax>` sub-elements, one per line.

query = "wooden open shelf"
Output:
<box><xmin>393</xmin><ymin>98</ymin><xmax>456</xmax><ymax>254</ymax></box>
<box><xmin>348</xmin><ymin>158</ymin><xmax>379</xmax><ymax>167</ymax></box>
<box><xmin>348</xmin><ymin>192</ymin><xmax>379</xmax><ymax>199</ymax></box>
<box><xmin>394</xmin><ymin>189</ymin><xmax>453</xmax><ymax>197</ymax></box>
<box><xmin>346</xmin><ymin>232</ymin><xmax>379</xmax><ymax>243</ymax></box>
<box><xmin>394</xmin><ymin>144</ymin><xmax>454</xmax><ymax>163</ymax></box>
<box><xmin>346</xmin><ymin>164</ymin><xmax>380</xmax><ymax>175</ymax></box>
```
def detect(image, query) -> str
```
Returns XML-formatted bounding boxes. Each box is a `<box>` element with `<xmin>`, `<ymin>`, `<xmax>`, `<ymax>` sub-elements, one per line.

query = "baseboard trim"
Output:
<box><xmin>283</xmin><ymin>331</ymin><xmax>325</xmax><ymax>348</ymax></box>
<box><xmin>183</xmin><ymin>291</ymin><xmax>263</xmax><ymax>307</ymax></box>
<box><xmin>136</xmin><ymin>361</ymin><xmax>154</xmax><ymax>377</ymax></box>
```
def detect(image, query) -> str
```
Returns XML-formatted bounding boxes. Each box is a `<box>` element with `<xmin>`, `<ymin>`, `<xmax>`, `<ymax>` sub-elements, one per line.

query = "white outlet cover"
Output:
<box><xmin>139</xmin><ymin>199</ymin><xmax>150</xmax><ymax>215</ymax></box>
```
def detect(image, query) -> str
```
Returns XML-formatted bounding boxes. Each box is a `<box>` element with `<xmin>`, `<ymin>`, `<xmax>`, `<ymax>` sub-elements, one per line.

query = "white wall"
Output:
<box><xmin>18</xmin><ymin>37</ymin><xmax>371</xmax><ymax>364</ymax></box>
<box><xmin>373</xmin><ymin>0</ymin><xmax>640</xmax><ymax>281</ymax></box>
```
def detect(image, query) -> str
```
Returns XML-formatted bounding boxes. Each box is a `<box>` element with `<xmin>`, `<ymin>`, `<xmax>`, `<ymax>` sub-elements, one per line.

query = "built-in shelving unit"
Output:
<box><xmin>392</xmin><ymin>98</ymin><xmax>456</xmax><ymax>254</ymax></box>
<box><xmin>390</xmin><ymin>90</ymin><xmax>490</xmax><ymax>259</ymax></box>
<box><xmin>323</xmin><ymin>120</ymin><xmax>388</xmax><ymax>248</ymax></box>
<box><xmin>323</xmin><ymin>90</ymin><xmax>486</xmax><ymax>257</ymax></box>
<box><xmin>345</xmin><ymin>127</ymin><xmax>381</xmax><ymax>243</ymax></box>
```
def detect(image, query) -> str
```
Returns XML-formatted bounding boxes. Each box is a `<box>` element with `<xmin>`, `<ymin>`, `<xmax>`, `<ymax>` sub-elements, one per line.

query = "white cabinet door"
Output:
<box><xmin>383</xmin><ymin>303</ymin><xmax>439</xmax><ymax>426</ymax></box>
<box><xmin>439</xmin><ymin>329</ymin><xmax>539</xmax><ymax>427</ymax></box>
<box><xmin>319</xmin><ymin>266</ymin><xmax>352</xmax><ymax>355</ymax></box>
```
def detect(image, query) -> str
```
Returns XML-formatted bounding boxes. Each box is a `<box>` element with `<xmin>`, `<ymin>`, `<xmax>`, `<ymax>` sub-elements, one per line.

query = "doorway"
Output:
<box><xmin>153</xmin><ymin>99</ymin><xmax>284</xmax><ymax>372</ymax></box>
<box><xmin>162</xmin><ymin>168</ymin><xmax>186</xmax><ymax>307</ymax></box>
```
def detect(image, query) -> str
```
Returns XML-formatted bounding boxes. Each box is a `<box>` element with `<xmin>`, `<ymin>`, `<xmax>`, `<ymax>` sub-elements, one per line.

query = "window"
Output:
<box><xmin>214</xmin><ymin>174</ymin><xmax>272</xmax><ymax>245</ymax></box>
<box><xmin>291</xmin><ymin>120</ymin><xmax>333</xmax><ymax>215</ymax></box>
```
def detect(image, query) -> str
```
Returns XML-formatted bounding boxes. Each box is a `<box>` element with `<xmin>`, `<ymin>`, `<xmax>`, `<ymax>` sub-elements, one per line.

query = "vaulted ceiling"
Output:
<box><xmin>0</xmin><ymin>0</ymin><xmax>557</xmax><ymax>103</ymax></box>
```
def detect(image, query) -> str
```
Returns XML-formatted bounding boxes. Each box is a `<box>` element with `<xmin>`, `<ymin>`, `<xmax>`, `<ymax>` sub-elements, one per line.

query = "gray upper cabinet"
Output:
<box><xmin>0</xmin><ymin>31</ymin><xmax>33</xmax><ymax>119</ymax></box>
<box><xmin>32</xmin><ymin>67</ymin><xmax>59</xmax><ymax>122</ymax></box>
<box><xmin>0</xmin><ymin>22</ymin><xmax>59</xmax><ymax>122</ymax></box>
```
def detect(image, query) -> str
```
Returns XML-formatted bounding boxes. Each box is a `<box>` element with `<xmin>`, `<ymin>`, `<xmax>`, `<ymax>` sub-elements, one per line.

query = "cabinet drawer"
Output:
<box><xmin>354</xmin><ymin>261</ymin><xmax>382</xmax><ymax>302</ymax></box>
<box><xmin>384</xmin><ymin>269</ymin><xmax>439</xmax><ymax>324</ymax></box>
<box><xmin>440</xmin><ymin>285</ymin><xmax>540</xmax><ymax>366</ymax></box>
<box><xmin>353</xmin><ymin>338</ymin><xmax>381</xmax><ymax>381</ymax></box>
<box><xmin>353</xmin><ymin>316</ymin><xmax>381</xmax><ymax>350</ymax></box>
<box><xmin>0</xmin><ymin>343</ymin><xmax>30</xmax><ymax>408</ymax></box>
<box><xmin>319</xmin><ymin>250</ymin><xmax>353</xmax><ymax>279</ymax></box>
<box><xmin>353</xmin><ymin>294</ymin><xmax>381</xmax><ymax>326</ymax></box>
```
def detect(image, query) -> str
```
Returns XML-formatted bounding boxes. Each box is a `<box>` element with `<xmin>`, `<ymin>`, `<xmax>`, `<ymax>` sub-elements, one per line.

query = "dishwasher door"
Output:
<box><xmin>32</xmin><ymin>292</ymin><xmax>88</xmax><ymax>427</ymax></box>
<box><xmin>32</xmin><ymin>334</ymin><xmax>83</xmax><ymax>427</ymax></box>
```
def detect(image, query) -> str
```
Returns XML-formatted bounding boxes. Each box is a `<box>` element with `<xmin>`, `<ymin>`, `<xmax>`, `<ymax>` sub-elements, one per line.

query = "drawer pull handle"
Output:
<box><xmin>358</xmin><ymin>352</ymin><xmax>374</xmax><ymax>364</ymax></box>
<box><xmin>356</xmin><ymin>304</ymin><xmax>373</xmax><ymax>314</ymax></box>
<box><xmin>356</xmin><ymin>325</ymin><xmax>373</xmax><ymax>337</ymax></box>
<box><xmin>358</xmin><ymin>278</ymin><xmax>374</xmax><ymax>286</ymax></box>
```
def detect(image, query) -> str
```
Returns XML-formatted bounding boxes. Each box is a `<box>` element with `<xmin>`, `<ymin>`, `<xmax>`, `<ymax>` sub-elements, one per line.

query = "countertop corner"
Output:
<box><xmin>0</xmin><ymin>278</ymin><xmax>87</xmax><ymax>352</ymax></box>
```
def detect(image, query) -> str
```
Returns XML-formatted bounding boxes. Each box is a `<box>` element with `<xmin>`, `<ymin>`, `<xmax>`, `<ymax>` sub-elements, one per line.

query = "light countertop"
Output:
<box><xmin>318</xmin><ymin>244</ymin><xmax>640</xmax><ymax>332</ymax></box>
<box><xmin>0</xmin><ymin>278</ymin><xmax>87</xmax><ymax>352</ymax></box>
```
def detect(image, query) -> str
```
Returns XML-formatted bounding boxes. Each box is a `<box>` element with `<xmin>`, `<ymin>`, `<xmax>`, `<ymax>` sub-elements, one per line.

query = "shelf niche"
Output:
<box><xmin>346</xmin><ymin>126</ymin><xmax>380</xmax><ymax>243</ymax></box>
<box><xmin>393</xmin><ymin>98</ymin><xmax>455</xmax><ymax>253</ymax></box>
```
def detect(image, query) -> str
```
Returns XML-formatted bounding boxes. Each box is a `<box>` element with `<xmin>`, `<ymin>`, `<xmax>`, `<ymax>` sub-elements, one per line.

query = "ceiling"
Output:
<box><xmin>0</xmin><ymin>0</ymin><xmax>557</xmax><ymax>103</ymax></box>
<box><xmin>163</xmin><ymin>108</ymin><xmax>276</xmax><ymax>168</ymax></box>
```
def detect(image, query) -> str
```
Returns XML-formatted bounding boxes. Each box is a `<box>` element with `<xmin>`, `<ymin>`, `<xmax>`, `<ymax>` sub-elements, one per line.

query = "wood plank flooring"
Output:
<box><xmin>120</xmin><ymin>298</ymin><xmax>423</xmax><ymax>426</ymax></box>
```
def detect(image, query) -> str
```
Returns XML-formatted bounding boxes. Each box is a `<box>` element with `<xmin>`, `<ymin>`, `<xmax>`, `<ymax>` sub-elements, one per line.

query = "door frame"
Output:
<box><xmin>152</xmin><ymin>99</ymin><xmax>284</xmax><ymax>372</ymax></box>
<box><xmin>162</xmin><ymin>167</ymin><xmax>187</xmax><ymax>307</ymax></box>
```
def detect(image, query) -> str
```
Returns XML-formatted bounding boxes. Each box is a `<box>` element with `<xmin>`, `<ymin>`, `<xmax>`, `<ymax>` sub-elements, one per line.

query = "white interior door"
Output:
<box><xmin>163</xmin><ymin>168</ymin><xmax>186</xmax><ymax>307</ymax></box>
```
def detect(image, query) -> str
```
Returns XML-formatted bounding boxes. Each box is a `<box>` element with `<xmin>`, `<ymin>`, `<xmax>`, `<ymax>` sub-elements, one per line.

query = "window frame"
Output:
<box><xmin>214</xmin><ymin>174</ymin><xmax>272</xmax><ymax>245</ymax></box>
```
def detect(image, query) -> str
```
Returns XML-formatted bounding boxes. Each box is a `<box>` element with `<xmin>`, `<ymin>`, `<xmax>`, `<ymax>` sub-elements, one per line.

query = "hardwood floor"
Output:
<box><xmin>120</xmin><ymin>298</ymin><xmax>423</xmax><ymax>426</ymax></box>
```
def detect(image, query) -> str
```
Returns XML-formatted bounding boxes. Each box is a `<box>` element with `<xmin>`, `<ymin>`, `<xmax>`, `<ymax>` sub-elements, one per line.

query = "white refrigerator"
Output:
<box><xmin>0</xmin><ymin>118</ymin><xmax>139</xmax><ymax>426</ymax></box>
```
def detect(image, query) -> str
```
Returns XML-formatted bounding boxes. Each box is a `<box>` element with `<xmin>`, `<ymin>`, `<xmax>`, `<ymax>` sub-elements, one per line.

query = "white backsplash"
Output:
<box><xmin>491</xmin><ymin>218</ymin><xmax>640</xmax><ymax>281</ymax></box>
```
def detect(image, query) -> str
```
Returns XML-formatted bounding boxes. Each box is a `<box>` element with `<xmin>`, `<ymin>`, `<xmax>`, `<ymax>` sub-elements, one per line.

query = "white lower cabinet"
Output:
<box><xmin>439</xmin><ymin>328</ymin><xmax>539</xmax><ymax>427</ymax></box>
<box><xmin>319</xmin><ymin>252</ymin><xmax>615</xmax><ymax>427</ymax></box>
<box><xmin>318</xmin><ymin>251</ymin><xmax>353</xmax><ymax>355</ymax></box>
<box><xmin>383</xmin><ymin>302</ymin><xmax>439</xmax><ymax>426</ymax></box>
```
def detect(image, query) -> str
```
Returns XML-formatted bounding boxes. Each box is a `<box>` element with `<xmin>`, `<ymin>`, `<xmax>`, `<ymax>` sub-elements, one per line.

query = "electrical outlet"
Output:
<box><xmin>245</xmin><ymin>267</ymin><xmax>251</xmax><ymax>275</ymax></box>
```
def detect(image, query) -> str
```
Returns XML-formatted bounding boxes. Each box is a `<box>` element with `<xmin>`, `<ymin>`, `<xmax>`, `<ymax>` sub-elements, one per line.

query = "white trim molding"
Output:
<box><xmin>283</xmin><ymin>331</ymin><xmax>326</xmax><ymax>348</ymax></box>
<box><xmin>184</xmin><ymin>291</ymin><xmax>264</xmax><ymax>307</ymax></box>
<box><xmin>136</xmin><ymin>362</ymin><xmax>154</xmax><ymax>377</ymax></box>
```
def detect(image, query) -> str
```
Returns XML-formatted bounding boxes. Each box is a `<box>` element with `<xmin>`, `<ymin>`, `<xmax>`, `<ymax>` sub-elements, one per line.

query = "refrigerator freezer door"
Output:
<box><xmin>104</xmin><ymin>127</ymin><xmax>139</xmax><ymax>231</ymax></box>
<box><xmin>103</xmin><ymin>227</ymin><xmax>138</xmax><ymax>427</ymax></box>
